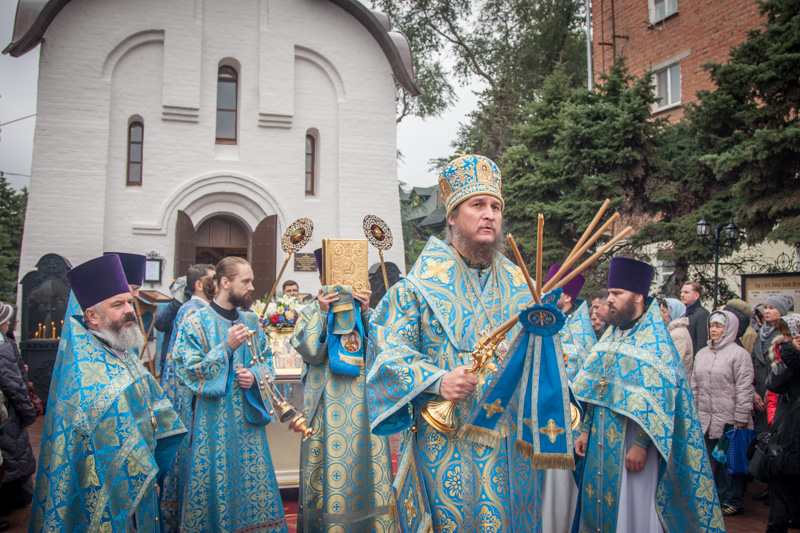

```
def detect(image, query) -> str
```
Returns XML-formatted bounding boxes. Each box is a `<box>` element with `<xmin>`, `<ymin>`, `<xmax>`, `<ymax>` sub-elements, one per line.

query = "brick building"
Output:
<box><xmin>591</xmin><ymin>0</ymin><xmax>763</xmax><ymax>121</ymax></box>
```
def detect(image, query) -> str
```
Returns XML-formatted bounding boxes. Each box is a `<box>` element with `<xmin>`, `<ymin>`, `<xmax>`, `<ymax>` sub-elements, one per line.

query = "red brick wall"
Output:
<box><xmin>591</xmin><ymin>0</ymin><xmax>763</xmax><ymax>121</ymax></box>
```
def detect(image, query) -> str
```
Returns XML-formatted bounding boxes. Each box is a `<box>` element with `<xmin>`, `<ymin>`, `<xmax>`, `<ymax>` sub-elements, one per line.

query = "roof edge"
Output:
<box><xmin>2</xmin><ymin>0</ymin><xmax>422</xmax><ymax>96</ymax></box>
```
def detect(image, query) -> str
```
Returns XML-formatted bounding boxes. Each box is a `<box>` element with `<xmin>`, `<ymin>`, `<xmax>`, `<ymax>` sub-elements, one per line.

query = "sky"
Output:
<box><xmin>0</xmin><ymin>0</ymin><xmax>40</xmax><ymax>192</ymax></box>
<box><xmin>0</xmin><ymin>0</ymin><xmax>480</xmax><ymax>193</ymax></box>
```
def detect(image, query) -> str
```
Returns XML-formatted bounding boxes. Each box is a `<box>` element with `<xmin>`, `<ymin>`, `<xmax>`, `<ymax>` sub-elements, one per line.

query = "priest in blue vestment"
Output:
<box><xmin>157</xmin><ymin>263</ymin><xmax>214</xmax><ymax>532</ymax></box>
<box><xmin>171</xmin><ymin>256</ymin><xmax>287</xmax><ymax>533</ymax></box>
<box><xmin>366</xmin><ymin>154</ymin><xmax>542</xmax><ymax>532</ymax></box>
<box><xmin>291</xmin><ymin>249</ymin><xmax>395</xmax><ymax>532</ymax></box>
<box><xmin>30</xmin><ymin>254</ymin><xmax>187</xmax><ymax>532</ymax></box>
<box><xmin>572</xmin><ymin>257</ymin><xmax>725</xmax><ymax>532</ymax></box>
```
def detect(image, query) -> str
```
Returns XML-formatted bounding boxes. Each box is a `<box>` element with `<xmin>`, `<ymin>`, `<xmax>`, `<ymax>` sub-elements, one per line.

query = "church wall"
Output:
<box><xmin>19</xmin><ymin>0</ymin><xmax>406</xmax><ymax>298</ymax></box>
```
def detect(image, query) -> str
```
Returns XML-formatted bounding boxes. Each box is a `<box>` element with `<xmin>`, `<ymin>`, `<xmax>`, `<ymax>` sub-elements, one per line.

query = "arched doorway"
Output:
<box><xmin>174</xmin><ymin>210</ymin><xmax>278</xmax><ymax>300</ymax></box>
<box><xmin>195</xmin><ymin>215</ymin><xmax>249</xmax><ymax>264</ymax></box>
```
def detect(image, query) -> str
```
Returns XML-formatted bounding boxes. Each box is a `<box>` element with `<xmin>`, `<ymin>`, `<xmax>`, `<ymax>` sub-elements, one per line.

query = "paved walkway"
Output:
<box><xmin>3</xmin><ymin>416</ymin><xmax>770</xmax><ymax>532</ymax></box>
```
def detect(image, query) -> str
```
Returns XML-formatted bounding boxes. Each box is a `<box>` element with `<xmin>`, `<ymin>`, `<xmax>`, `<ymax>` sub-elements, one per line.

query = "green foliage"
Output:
<box><xmin>0</xmin><ymin>175</ymin><xmax>27</xmax><ymax>302</ymax></box>
<box><xmin>375</xmin><ymin>0</ymin><xmax>587</xmax><ymax>145</ymax></box>
<box><xmin>502</xmin><ymin>59</ymin><xmax>662</xmax><ymax>292</ymax></box>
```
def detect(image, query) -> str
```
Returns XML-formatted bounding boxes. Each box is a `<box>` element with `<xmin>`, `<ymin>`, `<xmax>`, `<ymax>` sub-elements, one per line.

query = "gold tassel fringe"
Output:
<box><xmin>458</xmin><ymin>422</ymin><xmax>511</xmax><ymax>448</ymax></box>
<box><xmin>513</xmin><ymin>440</ymin><xmax>576</xmax><ymax>470</ymax></box>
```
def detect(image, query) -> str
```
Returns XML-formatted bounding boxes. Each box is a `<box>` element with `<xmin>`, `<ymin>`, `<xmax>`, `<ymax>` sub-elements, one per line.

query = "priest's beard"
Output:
<box><xmin>447</xmin><ymin>219</ymin><xmax>504</xmax><ymax>269</ymax></box>
<box><xmin>98</xmin><ymin>311</ymin><xmax>144</xmax><ymax>352</ymax></box>
<box><xmin>607</xmin><ymin>294</ymin><xmax>639</xmax><ymax>327</ymax></box>
<box><xmin>229</xmin><ymin>287</ymin><xmax>254</xmax><ymax>311</ymax></box>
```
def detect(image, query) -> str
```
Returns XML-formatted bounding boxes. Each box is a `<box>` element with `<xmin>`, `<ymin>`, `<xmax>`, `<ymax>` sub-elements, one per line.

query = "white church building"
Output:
<box><xmin>5</xmin><ymin>0</ymin><xmax>417</xmax><ymax>302</ymax></box>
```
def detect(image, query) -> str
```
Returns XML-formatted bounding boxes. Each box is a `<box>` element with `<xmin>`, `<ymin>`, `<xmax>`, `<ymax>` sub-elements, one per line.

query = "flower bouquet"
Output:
<box><xmin>253</xmin><ymin>293</ymin><xmax>305</xmax><ymax>334</ymax></box>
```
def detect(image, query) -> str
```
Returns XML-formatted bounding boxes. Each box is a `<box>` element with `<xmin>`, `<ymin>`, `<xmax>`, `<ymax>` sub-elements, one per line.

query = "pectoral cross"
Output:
<box><xmin>595</xmin><ymin>377</ymin><xmax>609</xmax><ymax>398</ymax></box>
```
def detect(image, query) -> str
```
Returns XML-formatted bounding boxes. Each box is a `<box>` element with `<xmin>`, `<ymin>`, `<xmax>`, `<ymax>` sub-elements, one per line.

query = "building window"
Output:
<box><xmin>127</xmin><ymin>121</ymin><xmax>143</xmax><ymax>186</ymax></box>
<box><xmin>654</xmin><ymin>63</ymin><xmax>681</xmax><ymax>110</ymax></box>
<box><xmin>216</xmin><ymin>66</ymin><xmax>238</xmax><ymax>143</ymax></box>
<box><xmin>650</xmin><ymin>0</ymin><xmax>678</xmax><ymax>23</ymax></box>
<box><xmin>305</xmin><ymin>134</ymin><xmax>316</xmax><ymax>195</ymax></box>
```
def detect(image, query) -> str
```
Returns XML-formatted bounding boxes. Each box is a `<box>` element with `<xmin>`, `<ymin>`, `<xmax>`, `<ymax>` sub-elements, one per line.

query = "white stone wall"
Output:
<box><xmin>19</xmin><ymin>0</ymin><xmax>406</xmax><ymax>297</ymax></box>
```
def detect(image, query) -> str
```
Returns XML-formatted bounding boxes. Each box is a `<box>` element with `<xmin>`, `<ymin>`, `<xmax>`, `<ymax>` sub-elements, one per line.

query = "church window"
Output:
<box><xmin>305</xmin><ymin>134</ymin><xmax>316</xmax><ymax>195</ymax></box>
<box><xmin>216</xmin><ymin>66</ymin><xmax>238</xmax><ymax>143</ymax></box>
<box><xmin>127</xmin><ymin>121</ymin><xmax>144</xmax><ymax>186</ymax></box>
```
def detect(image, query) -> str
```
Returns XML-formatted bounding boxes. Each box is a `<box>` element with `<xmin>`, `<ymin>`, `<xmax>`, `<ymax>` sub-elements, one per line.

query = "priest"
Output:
<box><xmin>290</xmin><ymin>249</ymin><xmax>395</xmax><ymax>531</ymax></box>
<box><xmin>30</xmin><ymin>254</ymin><xmax>186</xmax><ymax>532</ymax></box>
<box><xmin>572</xmin><ymin>257</ymin><xmax>724</xmax><ymax>532</ymax></box>
<box><xmin>170</xmin><ymin>256</ymin><xmax>287</xmax><ymax>532</ymax></box>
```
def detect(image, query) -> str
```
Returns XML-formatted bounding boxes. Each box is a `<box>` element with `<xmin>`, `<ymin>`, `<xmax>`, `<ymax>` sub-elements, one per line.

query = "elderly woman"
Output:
<box><xmin>691</xmin><ymin>309</ymin><xmax>755</xmax><ymax>516</ymax></box>
<box><xmin>660</xmin><ymin>297</ymin><xmax>693</xmax><ymax>376</ymax></box>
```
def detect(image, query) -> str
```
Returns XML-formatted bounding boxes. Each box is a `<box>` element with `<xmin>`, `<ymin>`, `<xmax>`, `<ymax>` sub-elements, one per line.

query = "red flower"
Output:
<box><xmin>270</xmin><ymin>314</ymin><xmax>280</xmax><ymax>324</ymax></box>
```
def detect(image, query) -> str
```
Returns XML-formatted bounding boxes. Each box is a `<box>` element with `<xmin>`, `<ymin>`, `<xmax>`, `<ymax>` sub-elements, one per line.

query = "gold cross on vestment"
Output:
<box><xmin>540</xmin><ymin>419</ymin><xmax>565</xmax><ymax>443</ymax></box>
<box><xmin>404</xmin><ymin>492</ymin><xmax>416</xmax><ymax>523</ymax></box>
<box><xmin>483</xmin><ymin>399</ymin><xmax>504</xmax><ymax>418</ymax></box>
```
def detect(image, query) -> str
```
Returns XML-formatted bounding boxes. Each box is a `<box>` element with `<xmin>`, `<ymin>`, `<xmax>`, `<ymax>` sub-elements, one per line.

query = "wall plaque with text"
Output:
<box><xmin>294</xmin><ymin>252</ymin><xmax>317</xmax><ymax>272</ymax></box>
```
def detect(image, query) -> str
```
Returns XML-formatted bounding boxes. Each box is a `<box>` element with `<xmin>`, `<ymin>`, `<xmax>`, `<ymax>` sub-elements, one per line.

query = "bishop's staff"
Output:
<box><xmin>259</xmin><ymin>218</ymin><xmax>314</xmax><ymax>320</ymax></box>
<box><xmin>363</xmin><ymin>214</ymin><xmax>393</xmax><ymax>291</ymax></box>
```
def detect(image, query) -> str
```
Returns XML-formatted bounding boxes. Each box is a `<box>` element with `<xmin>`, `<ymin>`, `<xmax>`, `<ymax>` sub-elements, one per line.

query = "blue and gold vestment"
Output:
<box><xmin>366</xmin><ymin>237</ymin><xmax>540</xmax><ymax>532</ymax></box>
<box><xmin>571</xmin><ymin>301</ymin><xmax>725</xmax><ymax>532</ymax></box>
<box><xmin>291</xmin><ymin>298</ymin><xmax>395</xmax><ymax>532</ymax></box>
<box><xmin>171</xmin><ymin>306</ymin><xmax>287</xmax><ymax>533</ymax></box>
<box><xmin>157</xmin><ymin>297</ymin><xmax>206</xmax><ymax>532</ymax></box>
<box><xmin>30</xmin><ymin>316</ymin><xmax>187</xmax><ymax>532</ymax></box>
<box><xmin>561</xmin><ymin>300</ymin><xmax>596</xmax><ymax>380</ymax></box>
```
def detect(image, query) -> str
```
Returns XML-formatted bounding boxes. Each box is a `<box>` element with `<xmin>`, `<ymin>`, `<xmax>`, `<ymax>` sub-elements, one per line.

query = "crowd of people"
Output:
<box><xmin>1</xmin><ymin>153</ymin><xmax>798</xmax><ymax>532</ymax></box>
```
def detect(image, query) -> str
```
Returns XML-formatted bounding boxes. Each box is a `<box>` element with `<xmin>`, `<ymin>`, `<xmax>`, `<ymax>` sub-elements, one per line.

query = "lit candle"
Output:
<box><xmin>35</xmin><ymin>331</ymin><xmax>39</xmax><ymax>339</ymax></box>
<box><xmin>51</xmin><ymin>322</ymin><xmax>55</xmax><ymax>339</ymax></box>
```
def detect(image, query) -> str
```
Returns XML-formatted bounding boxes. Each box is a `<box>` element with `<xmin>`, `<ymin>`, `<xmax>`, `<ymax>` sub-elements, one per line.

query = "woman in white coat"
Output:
<box><xmin>691</xmin><ymin>309</ymin><xmax>755</xmax><ymax>516</ymax></box>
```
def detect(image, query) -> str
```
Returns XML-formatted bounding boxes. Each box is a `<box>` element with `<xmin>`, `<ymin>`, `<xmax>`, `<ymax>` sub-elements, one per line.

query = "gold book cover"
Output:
<box><xmin>322</xmin><ymin>239</ymin><xmax>369</xmax><ymax>290</ymax></box>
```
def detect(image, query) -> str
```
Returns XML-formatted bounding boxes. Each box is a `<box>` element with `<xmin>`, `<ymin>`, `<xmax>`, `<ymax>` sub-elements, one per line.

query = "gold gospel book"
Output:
<box><xmin>322</xmin><ymin>239</ymin><xmax>369</xmax><ymax>290</ymax></box>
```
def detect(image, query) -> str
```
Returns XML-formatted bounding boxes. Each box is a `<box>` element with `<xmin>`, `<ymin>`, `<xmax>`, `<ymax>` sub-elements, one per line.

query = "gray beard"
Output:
<box><xmin>448</xmin><ymin>222</ymin><xmax>504</xmax><ymax>269</ymax></box>
<box><xmin>101</xmin><ymin>323</ymin><xmax>144</xmax><ymax>353</ymax></box>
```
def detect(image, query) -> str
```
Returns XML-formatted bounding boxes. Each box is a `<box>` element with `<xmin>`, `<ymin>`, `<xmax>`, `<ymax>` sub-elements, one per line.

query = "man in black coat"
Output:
<box><xmin>681</xmin><ymin>281</ymin><xmax>710</xmax><ymax>355</ymax></box>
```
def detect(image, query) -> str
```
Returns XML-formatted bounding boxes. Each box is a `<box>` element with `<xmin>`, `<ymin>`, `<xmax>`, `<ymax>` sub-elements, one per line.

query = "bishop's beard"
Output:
<box><xmin>447</xmin><ymin>221</ymin><xmax>504</xmax><ymax>269</ymax></box>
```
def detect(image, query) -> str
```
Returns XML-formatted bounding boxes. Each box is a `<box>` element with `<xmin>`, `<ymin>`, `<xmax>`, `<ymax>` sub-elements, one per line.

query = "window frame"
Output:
<box><xmin>216</xmin><ymin>65</ymin><xmax>238</xmax><ymax>145</ymax></box>
<box><xmin>305</xmin><ymin>133</ymin><xmax>316</xmax><ymax>196</ymax></box>
<box><xmin>649</xmin><ymin>0</ymin><xmax>678</xmax><ymax>24</ymax></box>
<box><xmin>650</xmin><ymin>51</ymin><xmax>689</xmax><ymax>112</ymax></box>
<box><xmin>126</xmin><ymin>121</ymin><xmax>144</xmax><ymax>186</ymax></box>
<box><xmin>653</xmin><ymin>62</ymin><xmax>681</xmax><ymax>111</ymax></box>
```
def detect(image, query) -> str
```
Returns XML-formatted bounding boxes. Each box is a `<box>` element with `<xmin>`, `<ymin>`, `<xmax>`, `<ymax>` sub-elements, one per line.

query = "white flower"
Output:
<box><xmin>251</xmin><ymin>300</ymin><xmax>266</xmax><ymax>316</ymax></box>
<box><xmin>266</xmin><ymin>302</ymin><xmax>278</xmax><ymax>316</ymax></box>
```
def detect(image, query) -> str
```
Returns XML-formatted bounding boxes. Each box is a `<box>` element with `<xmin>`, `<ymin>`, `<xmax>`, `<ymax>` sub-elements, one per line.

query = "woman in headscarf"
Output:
<box><xmin>659</xmin><ymin>297</ymin><xmax>693</xmax><ymax>376</ymax></box>
<box><xmin>753</xmin><ymin>296</ymin><xmax>792</xmax><ymax>432</ymax></box>
<box><xmin>691</xmin><ymin>310</ymin><xmax>755</xmax><ymax>516</ymax></box>
<box><xmin>763</xmin><ymin>314</ymin><xmax>800</xmax><ymax>533</ymax></box>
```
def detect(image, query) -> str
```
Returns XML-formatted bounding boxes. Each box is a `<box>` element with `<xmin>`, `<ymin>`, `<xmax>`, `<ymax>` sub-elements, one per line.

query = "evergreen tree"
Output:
<box><xmin>0</xmin><ymin>174</ymin><xmax>27</xmax><ymax>302</ymax></box>
<box><xmin>502</xmin><ymin>59</ymin><xmax>662</xmax><ymax>292</ymax></box>
<box><xmin>685</xmin><ymin>0</ymin><xmax>800</xmax><ymax>245</ymax></box>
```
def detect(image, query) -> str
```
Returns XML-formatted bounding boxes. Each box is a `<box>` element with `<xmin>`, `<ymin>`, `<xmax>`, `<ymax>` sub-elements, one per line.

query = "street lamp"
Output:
<box><xmin>697</xmin><ymin>215</ymin><xmax>739</xmax><ymax>309</ymax></box>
